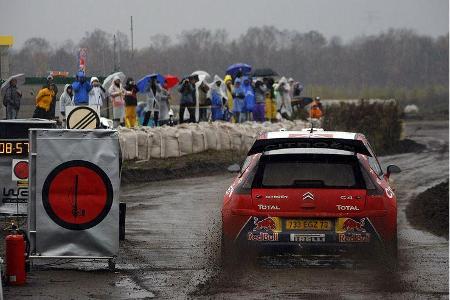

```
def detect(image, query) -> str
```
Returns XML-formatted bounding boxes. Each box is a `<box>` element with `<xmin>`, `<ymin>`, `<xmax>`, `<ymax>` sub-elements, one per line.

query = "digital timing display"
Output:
<box><xmin>0</xmin><ymin>140</ymin><xmax>29</xmax><ymax>156</ymax></box>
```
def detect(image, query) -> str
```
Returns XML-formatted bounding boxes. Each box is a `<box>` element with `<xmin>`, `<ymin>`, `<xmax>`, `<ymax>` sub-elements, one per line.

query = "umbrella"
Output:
<box><xmin>191</xmin><ymin>70</ymin><xmax>210</xmax><ymax>82</ymax></box>
<box><xmin>137</xmin><ymin>73</ymin><xmax>165</xmax><ymax>92</ymax></box>
<box><xmin>102</xmin><ymin>72</ymin><xmax>126</xmax><ymax>90</ymax></box>
<box><xmin>1</xmin><ymin>74</ymin><xmax>25</xmax><ymax>97</ymax></box>
<box><xmin>251</xmin><ymin>68</ymin><xmax>279</xmax><ymax>78</ymax></box>
<box><xmin>226</xmin><ymin>63</ymin><xmax>252</xmax><ymax>78</ymax></box>
<box><xmin>163</xmin><ymin>74</ymin><xmax>179</xmax><ymax>89</ymax></box>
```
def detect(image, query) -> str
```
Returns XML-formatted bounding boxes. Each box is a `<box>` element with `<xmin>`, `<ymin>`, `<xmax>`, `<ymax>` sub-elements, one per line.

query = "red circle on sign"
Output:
<box><xmin>14</xmin><ymin>161</ymin><xmax>29</xmax><ymax>180</ymax></box>
<box><xmin>42</xmin><ymin>160</ymin><xmax>113</xmax><ymax>230</ymax></box>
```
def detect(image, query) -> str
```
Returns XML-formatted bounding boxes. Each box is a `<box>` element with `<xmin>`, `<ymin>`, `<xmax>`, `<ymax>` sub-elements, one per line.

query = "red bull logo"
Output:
<box><xmin>343</xmin><ymin>218</ymin><xmax>365</xmax><ymax>232</ymax></box>
<box><xmin>253</xmin><ymin>217</ymin><xmax>276</xmax><ymax>231</ymax></box>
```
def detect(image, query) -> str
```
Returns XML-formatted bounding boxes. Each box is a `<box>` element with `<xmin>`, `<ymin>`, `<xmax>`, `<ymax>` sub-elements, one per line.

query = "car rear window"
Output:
<box><xmin>256</xmin><ymin>154</ymin><xmax>365</xmax><ymax>189</ymax></box>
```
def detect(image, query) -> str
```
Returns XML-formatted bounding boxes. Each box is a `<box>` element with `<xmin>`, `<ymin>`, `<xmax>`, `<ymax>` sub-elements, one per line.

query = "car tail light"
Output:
<box><xmin>361</xmin><ymin>166</ymin><xmax>384</xmax><ymax>196</ymax></box>
<box><xmin>234</xmin><ymin>166</ymin><xmax>256</xmax><ymax>195</ymax></box>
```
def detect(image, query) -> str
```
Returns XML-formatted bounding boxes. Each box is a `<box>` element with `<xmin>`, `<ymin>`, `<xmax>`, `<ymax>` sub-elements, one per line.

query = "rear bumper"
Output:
<box><xmin>240</xmin><ymin>231</ymin><xmax>380</xmax><ymax>250</ymax></box>
<box><xmin>228</xmin><ymin>216</ymin><xmax>387</xmax><ymax>250</ymax></box>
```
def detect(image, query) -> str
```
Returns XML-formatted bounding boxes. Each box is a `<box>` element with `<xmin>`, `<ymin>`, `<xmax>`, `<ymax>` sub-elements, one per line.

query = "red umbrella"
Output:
<box><xmin>164</xmin><ymin>74</ymin><xmax>179</xmax><ymax>89</ymax></box>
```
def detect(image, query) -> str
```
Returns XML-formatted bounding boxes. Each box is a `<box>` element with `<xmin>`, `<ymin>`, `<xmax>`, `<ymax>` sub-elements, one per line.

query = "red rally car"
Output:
<box><xmin>222</xmin><ymin>128</ymin><xmax>401</xmax><ymax>259</ymax></box>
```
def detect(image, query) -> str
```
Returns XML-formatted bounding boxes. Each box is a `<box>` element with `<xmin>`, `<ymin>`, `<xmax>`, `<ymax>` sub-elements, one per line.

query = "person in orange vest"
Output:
<box><xmin>310</xmin><ymin>96</ymin><xmax>324</xmax><ymax>119</ymax></box>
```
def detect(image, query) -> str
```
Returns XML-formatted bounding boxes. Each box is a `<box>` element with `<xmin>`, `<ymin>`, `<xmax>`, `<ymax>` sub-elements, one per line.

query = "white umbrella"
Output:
<box><xmin>1</xmin><ymin>73</ymin><xmax>25</xmax><ymax>97</ymax></box>
<box><xmin>102</xmin><ymin>72</ymin><xmax>126</xmax><ymax>90</ymax></box>
<box><xmin>191</xmin><ymin>70</ymin><xmax>211</xmax><ymax>82</ymax></box>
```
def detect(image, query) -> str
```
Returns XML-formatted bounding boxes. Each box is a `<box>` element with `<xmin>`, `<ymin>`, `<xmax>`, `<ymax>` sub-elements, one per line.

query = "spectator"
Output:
<box><xmin>196</xmin><ymin>79</ymin><xmax>210</xmax><ymax>122</ymax></box>
<box><xmin>59</xmin><ymin>84</ymin><xmax>74</xmax><ymax>125</ymax></box>
<box><xmin>124</xmin><ymin>77</ymin><xmax>139</xmax><ymax>128</ymax></box>
<box><xmin>159</xmin><ymin>82</ymin><xmax>171</xmax><ymax>126</ymax></box>
<box><xmin>242</xmin><ymin>76</ymin><xmax>255</xmax><ymax>121</ymax></box>
<box><xmin>72</xmin><ymin>70</ymin><xmax>92</xmax><ymax>105</ymax></box>
<box><xmin>88</xmin><ymin>77</ymin><xmax>107</xmax><ymax>112</ymax></box>
<box><xmin>2</xmin><ymin>78</ymin><xmax>22</xmax><ymax>119</ymax></box>
<box><xmin>209</xmin><ymin>75</ymin><xmax>225</xmax><ymax>121</ymax></box>
<box><xmin>33</xmin><ymin>85</ymin><xmax>55</xmax><ymax>119</ymax></box>
<box><xmin>293</xmin><ymin>82</ymin><xmax>304</xmax><ymax>97</ymax></box>
<box><xmin>108</xmin><ymin>76</ymin><xmax>125</xmax><ymax>128</ymax></box>
<box><xmin>143</xmin><ymin>77</ymin><xmax>161</xmax><ymax>127</ymax></box>
<box><xmin>275</xmin><ymin>77</ymin><xmax>293</xmax><ymax>119</ymax></box>
<box><xmin>254</xmin><ymin>80</ymin><xmax>267</xmax><ymax>122</ymax></box>
<box><xmin>223</xmin><ymin>75</ymin><xmax>234</xmax><ymax>122</ymax></box>
<box><xmin>232</xmin><ymin>78</ymin><xmax>245</xmax><ymax>123</ymax></box>
<box><xmin>310</xmin><ymin>96</ymin><xmax>324</xmax><ymax>119</ymax></box>
<box><xmin>264</xmin><ymin>78</ymin><xmax>277</xmax><ymax>122</ymax></box>
<box><xmin>44</xmin><ymin>75</ymin><xmax>58</xmax><ymax>119</ymax></box>
<box><xmin>178</xmin><ymin>77</ymin><xmax>195</xmax><ymax>123</ymax></box>
<box><xmin>288</xmin><ymin>77</ymin><xmax>295</xmax><ymax>99</ymax></box>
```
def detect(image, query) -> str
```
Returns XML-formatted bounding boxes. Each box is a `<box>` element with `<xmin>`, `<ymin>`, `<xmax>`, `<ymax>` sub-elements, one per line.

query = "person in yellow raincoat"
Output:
<box><xmin>124</xmin><ymin>77</ymin><xmax>139</xmax><ymax>128</ymax></box>
<box><xmin>264</xmin><ymin>78</ymin><xmax>277</xmax><ymax>121</ymax></box>
<box><xmin>33</xmin><ymin>85</ymin><xmax>55</xmax><ymax>119</ymax></box>
<box><xmin>224</xmin><ymin>75</ymin><xmax>234</xmax><ymax>122</ymax></box>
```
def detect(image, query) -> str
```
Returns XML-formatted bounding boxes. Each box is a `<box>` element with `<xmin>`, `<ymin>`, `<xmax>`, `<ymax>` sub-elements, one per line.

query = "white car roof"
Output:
<box><xmin>265</xmin><ymin>148</ymin><xmax>355</xmax><ymax>156</ymax></box>
<box><xmin>264</xmin><ymin>129</ymin><xmax>357</xmax><ymax>140</ymax></box>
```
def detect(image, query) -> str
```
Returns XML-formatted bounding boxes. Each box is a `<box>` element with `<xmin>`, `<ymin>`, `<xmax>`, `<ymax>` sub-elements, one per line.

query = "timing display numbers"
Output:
<box><xmin>0</xmin><ymin>140</ymin><xmax>29</xmax><ymax>156</ymax></box>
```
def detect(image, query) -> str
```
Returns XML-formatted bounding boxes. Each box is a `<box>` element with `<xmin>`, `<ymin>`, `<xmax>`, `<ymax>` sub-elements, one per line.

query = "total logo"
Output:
<box><xmin>336</xmin><ymin>205</ymin><xmax>360</xmax><ymax>211</ymax></box>
<box><xmin>258</xmin><ymin>204</ymin><xmax>280</xmax><ymax>211</ymax></box>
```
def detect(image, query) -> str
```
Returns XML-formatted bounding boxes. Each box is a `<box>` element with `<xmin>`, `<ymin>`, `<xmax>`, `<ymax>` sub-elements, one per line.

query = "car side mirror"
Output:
<box><xmin>386</xmin><ymin>164</ymin><xmax>401</xmax><ymax>178</ymax></box>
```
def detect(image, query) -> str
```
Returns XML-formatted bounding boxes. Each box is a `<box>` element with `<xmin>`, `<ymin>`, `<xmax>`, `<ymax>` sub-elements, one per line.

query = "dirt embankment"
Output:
<box><xmin>121</xmin><ymin>150</ymin><xmax>247</xmax><ymax>185</ymax></box>
<box><xmin>406</xmin><ymin>181</ymin><xmax>449</xmax><ymax>239</ymax></box>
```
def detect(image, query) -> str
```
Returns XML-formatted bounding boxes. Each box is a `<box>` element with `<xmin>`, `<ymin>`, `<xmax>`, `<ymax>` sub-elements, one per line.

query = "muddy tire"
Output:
<box><xmin>221</xmin><ymin>230</ymin><xmax>237</xmax><ymax>266</ymax></box>
<box><xmin>382</xmin><ymin>237</ymin><xmax>398</xmax><ymax>270</ymax></box>
<box><xmin>108</xmin><ymin>258</ymin><xmax>116</xmax><ymax>271</ymax></box>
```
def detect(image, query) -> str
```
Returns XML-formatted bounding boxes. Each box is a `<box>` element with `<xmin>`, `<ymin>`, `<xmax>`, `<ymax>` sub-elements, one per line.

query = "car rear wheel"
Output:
<box><xmin>221</xmin><ymin>230</ymin><xmax>236</xmax><ymax>266</ymax></box>
<box><xmin>379</xmin><ymin>233</ymin><xmax>398</xmax><ymax>271</ymax></box>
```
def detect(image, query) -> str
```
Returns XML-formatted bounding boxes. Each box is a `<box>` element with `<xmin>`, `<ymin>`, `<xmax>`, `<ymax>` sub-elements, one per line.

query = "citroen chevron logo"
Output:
<box><xmin>302</xmin><ymin>192</ymin><xmax>314</xmax><ymax>201</ymax></box>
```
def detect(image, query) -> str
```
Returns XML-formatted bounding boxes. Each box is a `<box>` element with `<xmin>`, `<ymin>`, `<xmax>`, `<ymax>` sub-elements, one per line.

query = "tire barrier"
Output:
<box><xmin>117</xmin><ymin>120</ymin><xmax>308</xmax><ymax>161</ymax></box>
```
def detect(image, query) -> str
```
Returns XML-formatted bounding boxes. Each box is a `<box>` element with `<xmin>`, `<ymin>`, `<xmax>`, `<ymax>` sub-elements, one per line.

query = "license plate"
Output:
<box><xmin>285</xmin><ymin>219</ymin><xmax>332</xmax><ymax>230</ymax></box>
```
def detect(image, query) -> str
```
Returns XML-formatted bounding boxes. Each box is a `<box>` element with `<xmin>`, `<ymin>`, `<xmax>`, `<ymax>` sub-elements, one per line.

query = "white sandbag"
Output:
<box><xmin>118</xmin><ymin>128</ymin><xmax>138</xmax><ymax>160</ymax></box>
<box><xmin>163</xmin><ymin>127</ymin><xmax>180</xmax><ymax>158</ymax></box>
<box><xmin>228</xmin><ymin>125</ymin><xmax>244</xmax><ymax>151</ymax></box>
<box><xmin>136</xmin><ymin>129</ymin><xmax>150</xmax><ymax>160</ymax></box>
<box><xmin>149</xmin><ymin>127</ymin><xmax>165</xmax><ymax>159</ymax></box>
<box><xmin>177</xmin><ymin>127</ymin><xmax>194</xmax><ymax>156</ymax></box>
<box><xmin>292</xmin><ymin>119</ymin><xmax>308</xmax><ymax>130</ymax></box>
<box><xmin>241</xmin><ymin>126</ymin><xmax>258</xmax><ymax>152</ymax></box>
<box><xmin>146</xmin><ymin>130</ymin><xmax>154</xmax><ymax>160</ymax></box>
<box><xmin>192</xmin><ymin>126</ymin><xmax>208</xmax><ymax>153</ymax></box>
<box><xmin>199</xmin><ymin>122</ymin><xmax>221</xmax><ymax>151</ymax></box>
<box><xmin>217</xmin><ymin>127</ymin><xmax>232</xmax><ymax>150</ymax></box>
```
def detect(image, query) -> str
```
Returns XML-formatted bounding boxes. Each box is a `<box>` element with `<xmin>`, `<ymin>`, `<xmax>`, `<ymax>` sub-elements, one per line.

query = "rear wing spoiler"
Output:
<box><xmin>247</xmin><ymin>137</ymin><xmax>372</xmax><ymax>156</ymax></box>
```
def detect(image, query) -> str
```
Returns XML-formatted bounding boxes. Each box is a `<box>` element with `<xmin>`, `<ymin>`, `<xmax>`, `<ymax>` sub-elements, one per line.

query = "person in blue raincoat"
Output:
<box><xmin>242</xmin><ymin>76</ymin><xmax>255</xmax><ymax>121</ymax></box>
<box><xmin>209</xmin><ymin>75</ymin><xmax>225</xmax><ymax>121</ymax></box>
<box><xmin>232</xmin><ymin>78</ymin><xmax>245</xmax><ymax>123</ymax></box>
<box><xmin>72</xmin><ymin>70</ymin><xmax>92</xmax><ymax>105</ymax></box>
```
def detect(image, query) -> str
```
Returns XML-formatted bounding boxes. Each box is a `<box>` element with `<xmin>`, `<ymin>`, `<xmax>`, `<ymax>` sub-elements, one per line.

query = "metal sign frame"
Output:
<box><xmin>27</xmin><ymin>129</ymin><xmax>120</xmax><ymax>269</ymax></box>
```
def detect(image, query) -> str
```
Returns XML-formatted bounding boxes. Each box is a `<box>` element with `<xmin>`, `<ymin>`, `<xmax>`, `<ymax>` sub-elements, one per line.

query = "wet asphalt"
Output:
<box><xmin>4</xmin><ymin>120</ymin><xmax>449</xmax><ymax>299</ymax></box>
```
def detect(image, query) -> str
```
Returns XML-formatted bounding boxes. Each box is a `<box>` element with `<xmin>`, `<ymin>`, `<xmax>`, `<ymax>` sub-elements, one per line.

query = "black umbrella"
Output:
<box><xmin>251</xmin><ymin>68</ymin><xmax>279</xmax><ymax>78</ymax></box>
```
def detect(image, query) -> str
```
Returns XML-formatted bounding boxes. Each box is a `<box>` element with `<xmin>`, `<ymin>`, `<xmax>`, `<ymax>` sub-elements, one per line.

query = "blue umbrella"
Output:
<box><xmin>226</xmin><ymin>63</ymin><xmax>252</xmax><ymax>78</ymax></box>
<box><xmin>137</xmin><ymin>73</ymin><xmax>165</xmax><ymax>92</ymax></box>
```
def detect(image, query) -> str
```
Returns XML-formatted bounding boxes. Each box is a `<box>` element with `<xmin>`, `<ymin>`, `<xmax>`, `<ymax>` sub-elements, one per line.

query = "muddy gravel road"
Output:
<box><xmin>5</xmin><ymin>120</ymin><xmax>448</xmax><ymax>299</ymax></box>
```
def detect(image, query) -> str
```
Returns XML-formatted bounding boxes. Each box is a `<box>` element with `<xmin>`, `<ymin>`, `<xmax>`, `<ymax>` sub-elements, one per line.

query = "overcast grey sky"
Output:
<box><xmin>0</xmin><ymin>0</ymin><xmax>448</xmax><ymax>49</ymax></box>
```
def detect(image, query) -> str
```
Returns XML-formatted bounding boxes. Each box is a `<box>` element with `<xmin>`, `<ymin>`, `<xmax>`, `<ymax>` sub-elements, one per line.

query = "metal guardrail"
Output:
<box><xmin>24</xmin><ymin>77</ymin><xmax>106</xmax><ymax>85</ymax></box>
